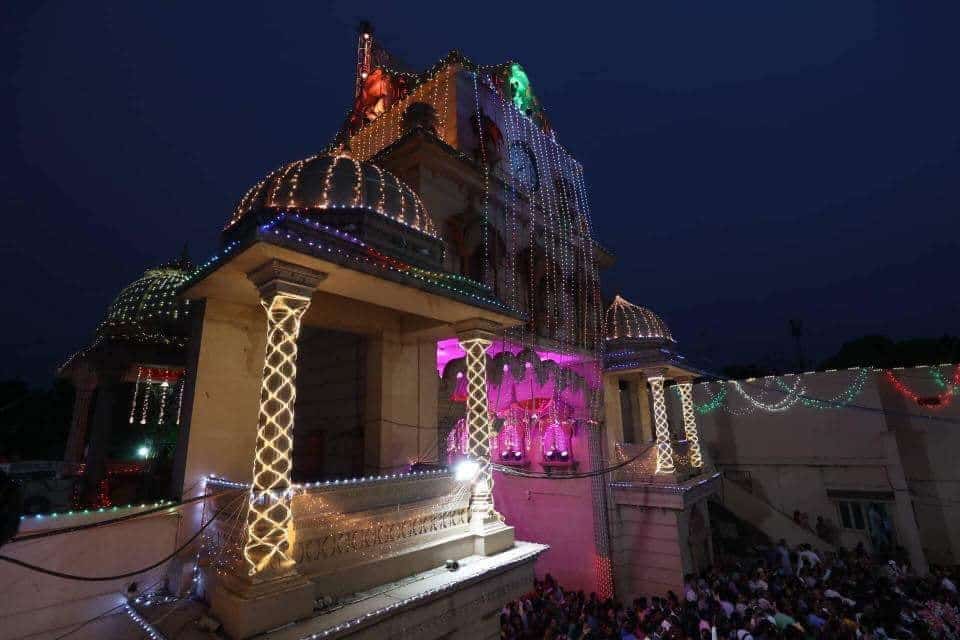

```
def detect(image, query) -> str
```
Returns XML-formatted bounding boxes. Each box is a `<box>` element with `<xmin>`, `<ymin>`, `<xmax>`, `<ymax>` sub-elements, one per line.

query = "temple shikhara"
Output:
<box><xmin>6</xmin><ymin>21</ymin><xmax>959</xmax><ymax>640</ymax></box>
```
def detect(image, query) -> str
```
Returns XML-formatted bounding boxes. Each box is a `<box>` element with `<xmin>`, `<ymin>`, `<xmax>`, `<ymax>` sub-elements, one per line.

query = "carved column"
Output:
<box><xmin>243</xmin><ymin>260</ymin><xmax>324</xmax><ymax>577</ymax></box>
<box><xmin>647</xmin><ymin>374</ymin><xmax>675</xmax><ymax>474</ymax></box>
<box><xmin>456</xmin><ymin>320</ymin><xmax>500</xmax><ymax>530</ymax></box>
<box><xmin>677</xmin><ymin>379</ymin><xmax>704</xmax><ymax>468</ymax></box>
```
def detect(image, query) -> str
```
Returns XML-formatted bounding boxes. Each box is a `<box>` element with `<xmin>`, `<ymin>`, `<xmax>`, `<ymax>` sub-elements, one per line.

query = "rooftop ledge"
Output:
<box><xmin>260</xmin><ymin>541</ymin><xmax>548</xmax><ymax>640</ymax></box>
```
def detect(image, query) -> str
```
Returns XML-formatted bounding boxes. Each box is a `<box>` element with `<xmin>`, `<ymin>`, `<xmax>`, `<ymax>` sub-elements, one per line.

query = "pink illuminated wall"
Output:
<box><xmin>438</xmin><ymin>339</ymin><xmax>606</xmax><ymax>595</ymax></box>
<box><xmin>492</xmin><ymin>424</ymin><xmax>603</xmax><ymax>594</ymax></box>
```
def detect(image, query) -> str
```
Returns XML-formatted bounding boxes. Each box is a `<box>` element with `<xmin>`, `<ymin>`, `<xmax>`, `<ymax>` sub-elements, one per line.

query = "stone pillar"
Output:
<box><xmin>632</xmin><ymin>374</ymin><xmax>654</xmax><ymax>444</ymax></box>
<box><xmin>455</xmin><ymin>319</ymin><xmax>514</xmax><ymax>556</ymax></box>
<box><xmin>211</xmin><ymin>261</ymin><xmax>325</xmax><ymax>640</ymax></box>
<box><xmin>647</xmin><ymin>374</ymin><xmax>675</xmax><ymax>474</ymax></box>
<box><xmin>64</xmin><ymin>380</ymin><xmax>97</xmax><ymax>463</ymax></box>
<box><xmin>458</xmin><ymin>327</ymin><xmax>496</xmax><ymax>525</ymax></box>
<box><xmin>80</xmin><ymin>368</ymin><xmax>125</xmax><ymax>505</ymax></box>
<box><xmin>676</xmin><ymin>379</ymin><xmax>704</xmax><ymax>469</ymax></box>
<box><xmin>602</xmin><ymin>374</ymin><xmax>625</xmax><ymax>456</ymax></box>
<box><xmin>243</xmin><ymin>260</ymin><xmax>324</xmax><ymax>577</ymax></box>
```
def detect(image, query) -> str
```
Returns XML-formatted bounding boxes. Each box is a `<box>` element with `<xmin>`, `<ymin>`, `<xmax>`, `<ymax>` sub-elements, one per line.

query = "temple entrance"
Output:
<box><xmin>292</xmin><ymin>327</ymin><xmax>366</xmax><ymax>482</ymax></box>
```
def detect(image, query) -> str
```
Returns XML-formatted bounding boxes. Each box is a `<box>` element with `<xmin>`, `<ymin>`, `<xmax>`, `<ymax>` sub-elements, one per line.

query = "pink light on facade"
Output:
<box><xmin>435</xmin><ymin>337</ymin><xmax>583</xmax><ymax>375</ymax></box>
<box><xmin>446</xmin><ymin>418</ymin><xmax>469</xmax><ymax>459</ymax></box>
<box><xmin>541</xmin><ymin>421</ymin><xmax>569</xmax><ymax>454</ymax></box>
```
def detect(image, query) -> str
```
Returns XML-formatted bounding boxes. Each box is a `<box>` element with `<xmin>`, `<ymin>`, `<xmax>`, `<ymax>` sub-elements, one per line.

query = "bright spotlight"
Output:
<box><xmin>454</xmin><ymin>459</ymin><xmax>479</xmax><ymax>482</ymax></box>
<box><xmin>137</xmin><ymin>445</ymin><xmax>150</xmax><ymax>459</ymax></box>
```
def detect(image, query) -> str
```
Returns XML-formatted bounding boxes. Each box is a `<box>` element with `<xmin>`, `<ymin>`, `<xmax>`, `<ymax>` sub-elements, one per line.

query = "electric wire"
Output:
<box><xmin>0</xmin><ymin>491</ymin><xmax>243</xmax><ymax>581</ymax></box>
<box><xmin>8</xmin><ymin>489</ymin><xmax>229</xmax><ymax>544</ymax></box>
<box><xmin>51</xmin><ymin>578</ymin><xmax>163</xmax><ymax>640</ymax></box>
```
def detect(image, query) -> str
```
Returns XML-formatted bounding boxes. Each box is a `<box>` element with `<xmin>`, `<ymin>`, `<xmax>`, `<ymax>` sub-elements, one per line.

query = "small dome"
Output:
<box><xmin>98</xmin><ymin>260</ymin><xmax>193</xmax><ymax>344</ymax></box>
<box><xmin>225</xmin><ymin>151</ymin><xmax>436</xmax><ymax>236</ymax></box>
<box><xmin>605</xmin><ymin>295</ymin><xmax>675</xmax><ymax>343</ymax></box>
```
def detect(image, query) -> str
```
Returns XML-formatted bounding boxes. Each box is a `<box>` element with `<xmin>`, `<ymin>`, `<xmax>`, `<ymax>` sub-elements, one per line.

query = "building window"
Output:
<box><xmin>837</xmin><ymin>500</ymin><xmax>866</xmax><ymax>530</ymax></box>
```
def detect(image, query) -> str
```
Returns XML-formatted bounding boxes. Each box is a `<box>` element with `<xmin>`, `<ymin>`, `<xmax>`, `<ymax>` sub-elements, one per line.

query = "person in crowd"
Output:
<box><xmin>499</xmin><ymin>541</ymin><xmax>960</xmax><ymax>639</ymax></box>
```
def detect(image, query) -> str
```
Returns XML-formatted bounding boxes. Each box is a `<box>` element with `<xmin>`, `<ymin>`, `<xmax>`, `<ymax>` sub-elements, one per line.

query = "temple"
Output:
<box><xmin>23</xmin><ymin>21</ymin><xmax>960</xmax><ymax>640</ymax></box>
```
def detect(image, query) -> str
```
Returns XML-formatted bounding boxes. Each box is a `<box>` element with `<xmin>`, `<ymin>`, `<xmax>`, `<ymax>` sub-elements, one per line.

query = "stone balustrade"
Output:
<box><xmin>202</xmin><ymin>472</ymin><xmax>477</xmax><ymax>599</ymax></box>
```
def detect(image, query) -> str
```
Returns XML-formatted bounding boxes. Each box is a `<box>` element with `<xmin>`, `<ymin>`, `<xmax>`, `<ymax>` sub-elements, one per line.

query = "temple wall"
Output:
<box><xmin>0</xmin><ymin>509</ymin><xmax>179</xmax><ymax>640</ymax></box>
<box><xmin>294</xmin><ymin>328</ymin><xmax>366</xmax><ymax>481</ymax></box>
<box><xmin>492</xmin><ymin>426</ymin><xmax>601</xmax><ymax>594</ymax></box>
<box><xmin>697</xmin><ymin>366</ymin><xmax>960</xmax><ymax>565</ymax></box>
<box><xmin>364</xmin><ymin>336</ymin><xmax>439</xmax><ymax>474</ymax></box>
<box><xmin>176</xmin><ymin>299</ymin><xmax>265</xmax><ymax>499</ymax></box>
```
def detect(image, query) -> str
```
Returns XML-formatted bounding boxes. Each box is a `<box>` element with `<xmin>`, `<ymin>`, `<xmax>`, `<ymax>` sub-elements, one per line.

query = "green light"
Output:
<box><xmin>507</xmin><ymin>63</ymin><xmax>535</xmax><ymax>114</ymax></box>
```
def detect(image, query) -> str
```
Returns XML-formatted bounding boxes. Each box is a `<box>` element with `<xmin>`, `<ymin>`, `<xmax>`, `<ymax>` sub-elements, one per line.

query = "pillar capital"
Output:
<box><xmin>454</xmin><ymin>318</ymin><xmax>501</xmax><ymax>344</ymax></box>
<box><xmin>247</xmin><ymin>260</ymin><xmax>326</xmax><ymax>301</ymax></box>
<box><xmin>642</xmin><ymin>367</ymin><xmax>670</xmax><ymax>382</ymax></box>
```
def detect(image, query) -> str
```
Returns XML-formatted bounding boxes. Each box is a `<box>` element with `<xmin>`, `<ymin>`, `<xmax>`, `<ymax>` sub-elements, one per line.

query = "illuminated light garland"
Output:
<box><xmin>472</xmin><ymin>71</ymin><xmax>491</xmax><ymax>286</ymax></box>
<box><xmin>130</xmin><ymin>367</ymin><xmax>143</xmax><ymax>424</ymax></box>
<box><xmin>730</xmin><ymin>376</ymin><xmax>806</xmax><ymax>414</ymax></box>
<box><xmin>780</xmin><ymin>368</ymin><xmax>871</xmax><ymax>410</ymax></box>
<box><xmin>243</xmin><ymin>292</ymin><xmax>312</xmax><ymax>576</ymax></box>
<box><xmin>175</xmin><ymin>377</ymin><xmax>185</xmax><ymax>425</ymax></box>
<box><xmin>124</xmin><ymin>603</ymin><xmax>167</xmax><ymax>640</ymax></box>
<box><xmin>676</xmin><ymin>382</ymin><xmax>703</xmax><ymax>468</ymax></box>
<box><xmin>885</xmin><ymin>365</ymin><xmax>960</xmax><ymax>409</ymax></box>
<box><xmin>691</xmin><ymin>369</ymin><xmax>874</xmax><ymax>414</ymax></box>
<box><xmin>252</xmin><ymin>216</ymin><xmax>518</xmax><ymax>313</ymax></box>
<box><xmin>19</xmin><ymin>500</ymin><xmax>175</xmax><ymax>521</ymax></box>
<box><xmin>648</xmin><ymin>376</ymin><xmax>675</xmax><ymax>473</ymax></box>
<box><xmin>694</xmin><ymin>385</ymin><xmax>726</xmax><ymax>415</ymax></box>
<box><xmin>140</xmin><ymin>370</ymin><xmax>152</xmax><ymax>425</ymax></box>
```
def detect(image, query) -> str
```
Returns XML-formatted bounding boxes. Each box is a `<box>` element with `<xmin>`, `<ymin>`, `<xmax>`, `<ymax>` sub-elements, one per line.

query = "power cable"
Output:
<box><xmin>492</xmin><ymin>442</ymin><xmax>655</xmax><ymax>479</ymax></box>
<box><xmin>51</xmin><ymin>578</ymin><xmax>163</xmax><ymax>640</ymax></box>
<box><xmin>0</xmin><ymin>492</ymin><xmax>242</xmax><ymax>581</ymax></box>
<box><xmin>8</xmin><ymin>489</ymin><xmax>230</xmax><ymax>545</ymax></box>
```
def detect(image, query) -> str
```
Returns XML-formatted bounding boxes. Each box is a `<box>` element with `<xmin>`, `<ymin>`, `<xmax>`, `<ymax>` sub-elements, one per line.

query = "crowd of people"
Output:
<box><xmin>500</xmin><ymin>540</ymin><xmax>960</xmax><ymax>639</ymax></box>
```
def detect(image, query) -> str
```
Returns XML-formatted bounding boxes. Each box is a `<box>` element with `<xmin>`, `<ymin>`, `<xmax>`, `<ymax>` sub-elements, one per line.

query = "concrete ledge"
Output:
<box><xmin>262</xmin><ymin>541</ymin><xmax>548</xmax><ymax>640</ymax></box>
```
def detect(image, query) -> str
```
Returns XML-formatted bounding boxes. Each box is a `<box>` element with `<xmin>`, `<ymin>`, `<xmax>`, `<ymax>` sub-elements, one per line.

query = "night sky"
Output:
<box><xmin>2</xmin><ymin>2</ymin><xmax>958</xmax><ymax>385</ymax></box>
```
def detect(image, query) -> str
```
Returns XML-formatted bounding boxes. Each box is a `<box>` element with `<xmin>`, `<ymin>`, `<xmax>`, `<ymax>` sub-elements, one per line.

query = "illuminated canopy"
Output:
<box><xmin>604</xmin><ymin>295</ymin><xmax>674</xmax><ymax>344</ymax></box>
<box><xmin>225</xmin><ymin>151</ymin><xmax>436</xmax><ymax>237</ymax></box>
<box><xmin>97</xmin><ymin>258</ymin><xmax>193</xmax><ymax>345</ymax></box>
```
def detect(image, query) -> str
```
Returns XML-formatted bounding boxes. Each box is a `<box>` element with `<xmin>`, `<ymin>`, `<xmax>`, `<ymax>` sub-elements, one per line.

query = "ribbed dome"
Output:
<box><xmin>225</xmin><ymin>152</ymin><xmax>436</xmax><ymax>237</ymax></box>
<box><xmin>605</xmin><ymin>295</ymin><xmax>675</xmax><ymax>343</ymax></box>
<box><xmin>97</xmin><ymin>261</ymin><xmax>192</xmax><ymax>343</ymax></box>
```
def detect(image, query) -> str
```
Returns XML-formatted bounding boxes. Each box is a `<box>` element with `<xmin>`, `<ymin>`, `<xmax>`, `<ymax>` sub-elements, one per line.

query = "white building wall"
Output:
<box><xmin>697</xmin><ymin>365</ymin><xmax>960</xmax><ymax>566</ymax></box>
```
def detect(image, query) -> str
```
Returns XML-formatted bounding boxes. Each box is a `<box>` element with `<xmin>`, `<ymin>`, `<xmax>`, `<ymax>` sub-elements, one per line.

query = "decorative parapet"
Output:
<box><xmin>202</xmin><ymin>472</ymin><xmax>477</xmax><ymax>597</ymax></box>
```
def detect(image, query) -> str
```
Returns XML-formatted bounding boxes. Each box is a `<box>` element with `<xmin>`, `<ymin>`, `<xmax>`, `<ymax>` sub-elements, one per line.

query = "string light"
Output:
<box><xmin>459</xmin><ymin>333</ymin><xmax>501</xmax><ymax>524</ymax></box>
<box><xmin>676</xmin><ymin>381</ymin><xmax>703</xmax><ymax>468</ymax></box>
<box><xmin>648</xmin><ymin>376</ymin><xmax>675</xmax><ymax>474</ymax></box>
<box><xmin>244</xmin><ymin>292</ymin><xmax>312</xmax><ymax>576</ymax></box>
<box><xmin>130</xmin><ymin>366</ymin><xmax>142</xmax><ymax>424</ymax></box>
<box><xmin>730</xmin><ymin>376</ymin><xmax>806</xmax><ymax>413</ymax></box>
<box><xmin>605</xmin><ymin>295</ymin><xmax>674</xmax><ymax>342</ymax></box>
<box><xmin>224</xmin><ymin>152</ymin><xmax>436</xmax><ymax>237</ymax></box>
<box><xmin>885</xmin><ymin>365</ymin><xmax>960</xmax><ymax>409</ymax></box>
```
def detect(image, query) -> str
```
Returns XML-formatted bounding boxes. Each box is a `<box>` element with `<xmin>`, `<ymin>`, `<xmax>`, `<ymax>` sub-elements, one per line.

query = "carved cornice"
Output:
<box><xmin>246</xmin><ymin>259</ymin><xmax>327</xmax><ymax>300</ymax></box>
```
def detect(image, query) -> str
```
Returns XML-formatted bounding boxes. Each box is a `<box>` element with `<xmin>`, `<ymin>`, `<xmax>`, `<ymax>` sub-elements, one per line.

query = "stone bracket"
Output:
<box><xmin>247</xmin><ymin>259</ymin><xmax>327</xmax><ymax>300</ymax></box>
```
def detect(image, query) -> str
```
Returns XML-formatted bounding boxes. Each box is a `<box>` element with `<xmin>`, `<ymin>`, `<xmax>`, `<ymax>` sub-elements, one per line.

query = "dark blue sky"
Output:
<box><xmin>2</xmin><ymin>2</ymin><xmax>958</xmax><ymax>384</ymax></box>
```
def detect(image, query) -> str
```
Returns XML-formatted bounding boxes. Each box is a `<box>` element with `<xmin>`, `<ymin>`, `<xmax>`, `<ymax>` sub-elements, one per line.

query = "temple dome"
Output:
<box><xmin>225</xmin><ymin>151</ymin><xmax>436</xmax><ymax>237</ymax></box>
<box><xmin>97</xmin><ymin>258</ymin><xmax>193</xmax><ymax>344</ymax></box>
<box><xmin>604</xmin><ymin>295</ymin><xmax>675</xmax><ymax>343</ymax></box>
